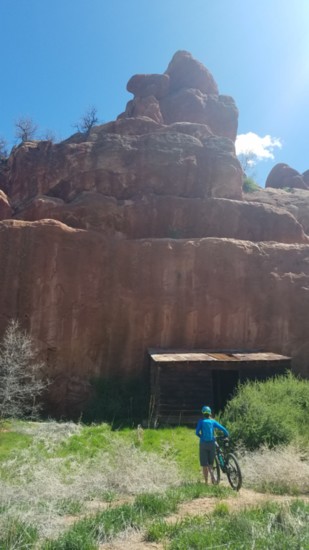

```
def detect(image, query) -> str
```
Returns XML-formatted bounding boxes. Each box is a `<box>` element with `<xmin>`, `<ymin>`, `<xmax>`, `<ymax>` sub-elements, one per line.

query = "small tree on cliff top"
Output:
<box><xmin>15</xmin><ymin>116</ymin><xmax>38</xmax><ymax>143</ymax></box>
<box><xmin>73</xmin><ymin>105</ymin><xmax>99</xmax><ymax>135</ymax></box>
<box><xmin>0</xmin><ymin>320</ymin><xmax>47</xmax><ymax>420</ymax></box>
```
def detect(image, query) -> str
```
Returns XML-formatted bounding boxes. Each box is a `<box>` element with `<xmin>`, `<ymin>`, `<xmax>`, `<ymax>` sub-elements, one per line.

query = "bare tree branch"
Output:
<box><xmin>0</xmin><ymin>320</ymin><xmax>48</xmax><ymax>419</ymax></box>
<box><xmin>15</xmin><ymin>117</ymin><xmax>38</xmax><ymax>143</ymax></box>
<box><xmin>73</xmin><ymin>106</ymin><xmax>99</xmax><ymax>135</ymax></box>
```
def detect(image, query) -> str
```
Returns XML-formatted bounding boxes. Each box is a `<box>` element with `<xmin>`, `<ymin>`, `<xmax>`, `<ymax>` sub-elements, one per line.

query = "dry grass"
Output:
<box><xmin>0</xmin><ymin>422</ymin><xmax>181</xmax><ymax>538</ymax></box>
<box><xmin>241</xmin><ymin>444</ymin><xmax>309</xmax><ymax>494</ymax></box>
<box><xmin>1</xmin><ymin>421</ymin><xmax>309</xmax><ymax>544</ymax></box>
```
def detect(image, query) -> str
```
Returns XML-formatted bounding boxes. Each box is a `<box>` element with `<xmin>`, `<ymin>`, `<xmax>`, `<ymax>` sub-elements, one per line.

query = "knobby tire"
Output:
<box><xmin>226</xmin><ymin>452</ymin><xmax>242</xmax><ymax>491</ymax></box>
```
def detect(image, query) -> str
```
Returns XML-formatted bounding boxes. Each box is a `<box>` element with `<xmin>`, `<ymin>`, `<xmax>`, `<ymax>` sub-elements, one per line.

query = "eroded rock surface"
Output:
<box><xmin>244</xmin><ymin>187</ymin><xmax>309</xmax><ymax>236</ymax></box>
<box><xmin>0</xmin><ymin>51</ymin><xmax>309</xmax><ymax>415</ymax></box>
<box><xmin>0</xmin><ymin>220</ymin><xmax>308</xmax><ymax>415</ymax></box>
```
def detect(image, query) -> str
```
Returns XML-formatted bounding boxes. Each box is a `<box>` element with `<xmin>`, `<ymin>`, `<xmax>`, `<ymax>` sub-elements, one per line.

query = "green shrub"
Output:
<box><xmin>242</xmin><ymin>177</ymin><xmax>261</xmax><ymax>193</ymax></box>
<box><xmin>221</xmin><ymin>373</ymin><xmax>309</xmax><ymax>449</ymax></box>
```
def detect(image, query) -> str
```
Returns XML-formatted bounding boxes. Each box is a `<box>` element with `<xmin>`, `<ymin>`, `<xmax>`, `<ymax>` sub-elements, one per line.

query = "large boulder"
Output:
<box><xmin>165</xmin><ymin>50</ymin><xmax>219</xmax><ymax>94</ymax></box>
<box><xmin>266</xmin><ymin>163</ymin><xmax>309</xmax><ymax>190</ymax></box>
<box><xmin>127</xmin><ymin>73</ymin><xmax>170</xmax><ymax>99</ymax></box>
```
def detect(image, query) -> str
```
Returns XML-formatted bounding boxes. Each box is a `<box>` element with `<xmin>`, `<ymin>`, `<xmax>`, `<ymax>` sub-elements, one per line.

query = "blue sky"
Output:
<box><xmin>1</xmin><ymin>0</ymin><xmax>308</xmax><ymax>185</ymax></box>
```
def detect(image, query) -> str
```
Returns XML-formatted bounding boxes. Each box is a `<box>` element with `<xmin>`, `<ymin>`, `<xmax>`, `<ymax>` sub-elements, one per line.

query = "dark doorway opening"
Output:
<box><xmin>212</xmin><ymin>369</ymin><xmax>239</xmax><ymax>412</ymax></box>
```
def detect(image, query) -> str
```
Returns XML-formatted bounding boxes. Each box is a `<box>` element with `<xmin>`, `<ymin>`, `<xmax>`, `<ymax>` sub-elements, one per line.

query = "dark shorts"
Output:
<box><xmin>199</xmin><ymin>441</ymin><xmax>215</xmax><ymax>467</ymax></box>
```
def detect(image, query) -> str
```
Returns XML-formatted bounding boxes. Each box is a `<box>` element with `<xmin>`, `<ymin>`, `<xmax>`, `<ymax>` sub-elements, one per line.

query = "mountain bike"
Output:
<box><xmin>212</xmin><ymin>435</ymin><xmax>242</xmax><ymax>491</ymax></box>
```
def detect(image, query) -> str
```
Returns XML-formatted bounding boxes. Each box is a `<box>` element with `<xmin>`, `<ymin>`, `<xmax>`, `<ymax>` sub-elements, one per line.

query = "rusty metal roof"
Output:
<box><xmin>148</xmin><ymin>349</ymin><xmax>290</xmax><ymax>363</ymax></box>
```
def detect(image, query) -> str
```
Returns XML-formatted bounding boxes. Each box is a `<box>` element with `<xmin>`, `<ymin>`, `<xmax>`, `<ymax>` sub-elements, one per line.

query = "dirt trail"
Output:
<box><xmin>99</xmin><ymin>488</ymin><xmax>309</xmax><ymax>550</ymax></box>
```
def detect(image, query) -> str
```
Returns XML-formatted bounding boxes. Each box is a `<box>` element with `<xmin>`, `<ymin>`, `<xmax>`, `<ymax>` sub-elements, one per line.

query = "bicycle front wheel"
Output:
<box><xmin>226</xmin><ymin>453</ymin><xmax>242</xmax><ymax>491</ymax></box>
<box><xmin>212</xmin><ymin>456</ymin><xmax>221</xmax><ymax>485</ymax></box>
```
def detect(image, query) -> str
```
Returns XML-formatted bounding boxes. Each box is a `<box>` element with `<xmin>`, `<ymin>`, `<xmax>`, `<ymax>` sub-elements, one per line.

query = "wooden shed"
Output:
<box><xmin>148</xmin><ymin>349</ymin><xmax>291</xmax><ymax>425</ymax></box>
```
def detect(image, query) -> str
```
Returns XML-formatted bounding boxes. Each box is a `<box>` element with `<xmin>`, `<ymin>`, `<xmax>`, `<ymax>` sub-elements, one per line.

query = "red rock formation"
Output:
<box><xmin>0</xmin><ymin>51</ymin><xmax>309</xmax><ymax>416</ymax></box>
<box><xmin>266</xmin><ymin>163</ymin><xmax>309</xmax><ymax>190</ymax></box>
<box><xmin>0</xmin><ymin>220</ymin><xmax>308</xmax><ymax>415</ymax></box>
<box><xmin>303</xmin><ymin>169</ymin><xmax>309</xmax><ymax>187</ymax></box>
<box><xmin>127</xmin><ymin>73</ymin><xmax>170</xmax><ymax>99</ymax></box>
<box><xmin>14</xmin><ymin>193</ymin><xmax>307</xmax><ymax>244</ymax></box>
<box><xmin>119</xmin><ymin>50</ymin><xmax>238</xmax><ymax>141</ymax></box>
<box><xmin>165</xmin><ymin>50</ymin><xmax>219</xmax><ymax>94</ymax></box>
<box><xmin>8</xmin><ymin>124</ymin><xmax>243</xmax><ymax>207</ymax></box>
<box><xmin>0</xmin><ymin>191</ymin><xmax>12</xmax><ymax>219</ymax></box>
<box><xmin>242</xmin><ymin>186</ymin><xmax>309</xmax><ymax>237</ymax></box>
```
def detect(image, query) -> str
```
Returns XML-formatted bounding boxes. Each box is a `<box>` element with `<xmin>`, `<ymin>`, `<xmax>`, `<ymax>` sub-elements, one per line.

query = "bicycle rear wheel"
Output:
<box><xmin>226</xmin><ymin>453</ymin><xmax>242</xmax><ymax>491</ymax></box>
<box><xmin>212</xmin><ymin>456</ymin><xmax>220</xmax><ymax>485</ymax></box>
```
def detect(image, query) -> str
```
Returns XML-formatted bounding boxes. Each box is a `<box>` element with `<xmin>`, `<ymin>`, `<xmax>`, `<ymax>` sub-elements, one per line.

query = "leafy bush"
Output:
<box><xmin>242</xmin><ymin>176</ymin><xmax>261</xmax><ymax>193</ymax></box>
<box><xmin>221</xmin><ymin>373</ymin><xmax>309</xmax><ymax>449</ymax></box>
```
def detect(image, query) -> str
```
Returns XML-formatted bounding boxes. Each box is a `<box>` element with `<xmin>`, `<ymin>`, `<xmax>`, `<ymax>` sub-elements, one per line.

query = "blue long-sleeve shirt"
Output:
<box><xmin>196</xmin><ymin>418</ymin><xmax>229</xmax><ymax>442</ymax></box>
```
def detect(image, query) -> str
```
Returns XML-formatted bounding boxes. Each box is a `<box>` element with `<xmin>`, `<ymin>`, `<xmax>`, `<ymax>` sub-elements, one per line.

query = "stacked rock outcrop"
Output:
<box><xmin>0</xmin><ymin>51</ymin><xmax>309</xmax><ymax>415</ymax></box>
<box><xmin>120</xmin><ymin>50</ymin><xmax>238</xmax><ymax>141</ymax></box>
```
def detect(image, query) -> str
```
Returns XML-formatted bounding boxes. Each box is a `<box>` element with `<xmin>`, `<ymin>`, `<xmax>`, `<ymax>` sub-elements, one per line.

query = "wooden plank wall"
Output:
<box><xmin>150</xmin><ymin>357</ymin><xmax>291</xmax><ymax>425</ymax></box>
<box><xmin>151</xmin><ymin>361</ymin><xmax>213</xmax><ymax>425</ymax></box>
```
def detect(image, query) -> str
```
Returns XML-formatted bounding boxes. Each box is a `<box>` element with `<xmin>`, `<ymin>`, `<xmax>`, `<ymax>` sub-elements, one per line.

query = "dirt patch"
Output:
<box><xmin>169</xmin><ymin>487</ymin><xmax>309</xmax><ymax>521</ymax></box>
<box><xmin>99</xmin><ymin>487</ymin><xmax>309</xmax><ymax>550</ymax></box>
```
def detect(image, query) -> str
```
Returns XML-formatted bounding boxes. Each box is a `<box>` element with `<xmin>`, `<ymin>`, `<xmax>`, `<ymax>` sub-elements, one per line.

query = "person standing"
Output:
<box><xmin>195</xmin><ymin>405</ymin><xmax>229</xmax><ymax>484</ymax></box>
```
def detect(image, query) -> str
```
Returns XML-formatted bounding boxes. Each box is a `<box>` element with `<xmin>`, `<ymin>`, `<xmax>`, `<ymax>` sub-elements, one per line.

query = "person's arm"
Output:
<box><xmin>195</xmin><ymin>419</ymin><xmax>202</xmax><ymax>438</ymax></box>
<box><xmin>213</xmin><ymin>420</ymin><xmax>229</xmax><ymax>437</ymax></box>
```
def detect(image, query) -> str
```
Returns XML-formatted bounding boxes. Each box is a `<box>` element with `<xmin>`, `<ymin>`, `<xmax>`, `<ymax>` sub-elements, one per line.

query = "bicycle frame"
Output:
<box><xmin>214</xmin><ymin>435</ymin><xmax>242</xmax><ymax>491</ymax></box>
<box><xmin>215</xmin><ymin>437</ymin><xmax>229</xmax><ymax>472</ymax></box>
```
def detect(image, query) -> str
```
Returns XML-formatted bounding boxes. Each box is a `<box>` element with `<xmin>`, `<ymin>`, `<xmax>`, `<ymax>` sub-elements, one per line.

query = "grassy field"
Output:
<box><xmin>0</xmin><ymin>419</ymin><xmax>309</xmax><ymax>548</ymax></box>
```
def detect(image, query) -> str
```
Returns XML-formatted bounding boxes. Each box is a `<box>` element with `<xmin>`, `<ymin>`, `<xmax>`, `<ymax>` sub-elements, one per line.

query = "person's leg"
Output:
<box><xmin>200</xmin><ymin>442</ymin><xmax>209</xmax><ymax>483</ymax></box>
<box><xmin>208</xmin><ymin>443</ymin><xmax>216</xmax><ymax>484</ymax></box>
<box><xmin>202</xmin><ymin>466</ymin><xmax>209</xmax><ymax>484</ymax></box>
<box><xmin>207</xmin><ymin>465</ymin><xmax>215</xmax><ymax>484</ymax></box>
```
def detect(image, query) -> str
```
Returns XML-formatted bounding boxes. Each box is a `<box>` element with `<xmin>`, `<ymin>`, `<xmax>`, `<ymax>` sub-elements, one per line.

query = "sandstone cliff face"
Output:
<box><xmin>0</xmin><ymin>51</ymin><xmax>309</xmax><ymax>415</ymax></box>
<box><xmin>0</xmin><ymin>220</ymin><xmax>308</xmax><ymax>414</ymax></box>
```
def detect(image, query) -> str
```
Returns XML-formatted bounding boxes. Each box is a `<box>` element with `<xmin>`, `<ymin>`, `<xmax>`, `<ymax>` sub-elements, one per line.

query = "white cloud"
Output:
<box><xmin>235</xmin><ymin>132</ymin><xmax>282</xmax><ymax>165</ymax></box>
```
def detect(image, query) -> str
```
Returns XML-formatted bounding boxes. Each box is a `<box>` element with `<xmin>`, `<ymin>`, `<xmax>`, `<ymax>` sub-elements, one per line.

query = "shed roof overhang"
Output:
<box><xmin>148</xmin><ymin>349</ymin><xmax>291</xmax><ymax>365</ymax></box>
